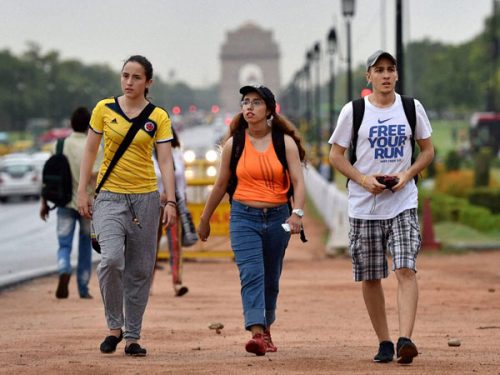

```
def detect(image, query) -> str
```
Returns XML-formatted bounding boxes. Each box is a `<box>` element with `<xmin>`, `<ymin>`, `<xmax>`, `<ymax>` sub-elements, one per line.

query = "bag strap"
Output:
<box><xmin>56</xmin><ymin>138</ymin><xmax>65</xmax><ymax>155</ymax></box>
<box><xmin>95</xmin><ymin>102</ymin><xmax>156</xmax><ymax>194</ymax></box>
<box><xmin>401</xmin><ymin>95</ymin><xmax>418</xmax><ymax>183</ymax></box>
<box><xmin>349</xmin><ymin>97</ymin><xmax>365</xmax><ymax>166</ymax></box>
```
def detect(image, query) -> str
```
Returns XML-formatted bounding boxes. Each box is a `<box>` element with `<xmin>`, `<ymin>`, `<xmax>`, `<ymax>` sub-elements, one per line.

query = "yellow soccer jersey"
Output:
<box><xmin>90</xmin><ymin>97</ymin><xmax>173</xmax><ymax>194</ymax></box>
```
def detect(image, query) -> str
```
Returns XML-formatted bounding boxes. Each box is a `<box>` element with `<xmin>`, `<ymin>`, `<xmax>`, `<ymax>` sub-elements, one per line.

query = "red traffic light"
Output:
<box><xmin>172</xmin><ymin>106</ymin><xmax>181</xmax><ymax>115</ymax></box>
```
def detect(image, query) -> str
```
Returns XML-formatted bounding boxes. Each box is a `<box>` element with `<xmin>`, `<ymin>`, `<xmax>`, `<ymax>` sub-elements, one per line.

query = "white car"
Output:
<box><xmin>0</xmin><ymin>155</ymin><xmax>41</xmax><ymax>202</ymax></box>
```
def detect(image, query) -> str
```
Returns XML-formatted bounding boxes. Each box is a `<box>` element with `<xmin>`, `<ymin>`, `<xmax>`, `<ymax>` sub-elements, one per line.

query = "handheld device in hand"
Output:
<box><xmin>376</xmin><ymin>175</ymin><xmax>399</xmax><ymax>191</ymax></box>
<box><xmin>281</xmin><ymin>223</ymin><xmax>291</xmax><ymax>232</ymax></box>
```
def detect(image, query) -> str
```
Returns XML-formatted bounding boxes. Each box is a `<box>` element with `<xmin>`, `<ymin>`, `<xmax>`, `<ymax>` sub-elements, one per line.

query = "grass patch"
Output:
<box><xmin>431</xmin><ymin>120</ymin><xmax>468</xmax><ymax>156</ymax></box>
<box><xmin>434</xmin><ymin>221</ymin><xmax>500</xmax><ymax>246</ymax></box>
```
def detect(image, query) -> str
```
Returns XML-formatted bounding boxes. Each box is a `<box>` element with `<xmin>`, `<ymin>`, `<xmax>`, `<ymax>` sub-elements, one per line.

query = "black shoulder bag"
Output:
<box><xmin>91</xmin><ymin>103</ymin><xmax>156</xmax><ymax>253</ymax></box>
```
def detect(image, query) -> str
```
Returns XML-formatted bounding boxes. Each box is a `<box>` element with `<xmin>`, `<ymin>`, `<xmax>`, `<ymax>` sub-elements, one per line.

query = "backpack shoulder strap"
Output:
<box><xmin>401</xmin><ymin>95</ymin><xmax>416</xmax><ymax>153</ymax></box>
<box><xmin>401</xmin><ymin>95</ymin><xmax>416</xmax><ymax>133</ymax></box>
<box><xmin>400</xmin><ymin>95</ymin><xmax>418</xmax><ymax>183</ymax></box>
<box><xmin>350</xmin><ymin>98</ymin><xmax>365</xmax><ymax>165</ymax></box>
<box><xmin>272</xmin><ymin>127</ymin><xmax>287</xmax><ymax>170</ymax></box>
<box><xmin>95</xmin><ymin>102</ymin><xmax>156</xmax><ymax>194</ymax></box>
<box><xmin>56</xmin><ymin>138</ymin><xmax>65</xmax><ymax>155</ymax></box>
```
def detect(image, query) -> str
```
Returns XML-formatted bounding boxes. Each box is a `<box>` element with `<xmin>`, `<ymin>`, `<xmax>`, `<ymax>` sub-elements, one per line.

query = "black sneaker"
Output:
<box><xmin>373</xmin><ymin>341</ymin><xmax>394</xmax><ymax>363</ymax></box>
<box><xmin>125</xmin><ymin>343</ymin><xmax>147</xmax><ymax>357</ymax></box>
<box><xmin>55</xmin><ymin>273</ymin><xmax>71</xmax><ymax>299</ymax></box>
<box><xmin>397</xmin><ymin>337</ymin><xmax>418</xmax><ymax>364</ymax></box>
<box><xmin>100</xmin><ymin>330</ymin><xmax>123</xmax><ymax>353</ymax></box>
<box><xmin>175</xmin><ymin>286</ymin><xmax>189</xmax><ymax>297</ymax></box>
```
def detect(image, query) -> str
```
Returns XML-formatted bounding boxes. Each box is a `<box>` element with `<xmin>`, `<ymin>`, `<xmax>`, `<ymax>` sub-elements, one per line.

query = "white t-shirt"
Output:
<box><xmin>328</xmin><ymin>94</ymin><xmax>432</xmax><ymax>220</ymax></box>
<box><xmin>56</xmin><ymin>132</ymin><xmax>103</xmax><ymax>210</ymax></box>
<box><xmin>153</xmin><ymin>147</ymin><xmax>186</xmax><ymax>199</ymax></box>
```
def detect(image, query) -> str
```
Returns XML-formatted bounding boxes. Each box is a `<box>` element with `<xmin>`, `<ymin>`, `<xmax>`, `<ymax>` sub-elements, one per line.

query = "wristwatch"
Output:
<box><xmin>292</xmin><ymin>208</ymin><xmax>304</xmax><ymax>218</ymax></box>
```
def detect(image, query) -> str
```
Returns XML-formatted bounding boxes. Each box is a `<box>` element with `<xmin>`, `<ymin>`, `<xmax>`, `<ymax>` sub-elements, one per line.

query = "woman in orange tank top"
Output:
<box><xmin>198</xmin><ymin>85</ymin><xmax>306</xmax><ymax>356</ymax></box>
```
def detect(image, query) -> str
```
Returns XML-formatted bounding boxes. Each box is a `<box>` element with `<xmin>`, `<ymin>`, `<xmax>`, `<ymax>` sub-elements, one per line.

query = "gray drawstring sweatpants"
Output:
<box><xmin>93</xmin><ymin>191</ymin><xmax>160</xmax><ymax>340</ymax></box>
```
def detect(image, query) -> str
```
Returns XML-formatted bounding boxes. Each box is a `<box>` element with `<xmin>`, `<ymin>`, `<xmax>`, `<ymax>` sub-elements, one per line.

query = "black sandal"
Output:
<box><xmin>100</xmin><ymin>330</ymin><xmax>123</xmax><ymax>353</ymax></box>
<box><xmin>125</xmin><ymin>343</ymin><xmax>147</xmax><ymax>357</ymax></box>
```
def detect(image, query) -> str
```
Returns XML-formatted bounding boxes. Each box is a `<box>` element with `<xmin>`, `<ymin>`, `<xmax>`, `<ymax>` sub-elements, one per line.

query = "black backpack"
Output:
<box><xmin>41</xmin><ymin>138</ymin><xmax>72</xmax><ymax>209</ymax></box>
<box><xmin>227</xmin><ymin>125</ymin><xmax>307</xmax><ymax>242</ymax></box>
<box><xmin>349</xmin><ymin>95</ymin><xmax>418</xmax><ymax>183</ymax></box>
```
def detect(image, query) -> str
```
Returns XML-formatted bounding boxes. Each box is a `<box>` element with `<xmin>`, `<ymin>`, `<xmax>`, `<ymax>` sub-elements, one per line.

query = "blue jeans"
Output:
<box><xmin>57</xmin><ymin>207</ymin><xmax>92</xmax><ymax>297</ymax></box>
<box><xmin>230</xmin><ymin>200</ymin><xmax>291</xmax><ymax>331</ymax></box>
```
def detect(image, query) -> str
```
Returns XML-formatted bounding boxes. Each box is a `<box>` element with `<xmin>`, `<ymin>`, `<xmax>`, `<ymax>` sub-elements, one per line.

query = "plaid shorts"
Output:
<box><xmin>348</xmin><ymin>209</ymin><xmax>421</xmax><ymax>281</ymax></box>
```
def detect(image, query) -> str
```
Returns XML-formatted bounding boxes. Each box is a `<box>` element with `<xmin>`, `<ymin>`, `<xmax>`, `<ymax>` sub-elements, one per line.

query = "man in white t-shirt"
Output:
<box><xmin>328</xmin><ymin>50</ymin><xmax>434</xmax><ymax>365</ymax></box>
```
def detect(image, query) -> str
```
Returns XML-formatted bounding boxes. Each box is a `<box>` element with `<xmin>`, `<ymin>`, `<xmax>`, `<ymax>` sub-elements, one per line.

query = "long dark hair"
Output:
<box><xmin>224</xmin><ymin>112</ymin><xmax>306</xmax><ymax>162</ymax></box>
<box><xmin>122</xmin><ymin>55</ymin><xmax>153</xmax><ymax>98</ymax></box>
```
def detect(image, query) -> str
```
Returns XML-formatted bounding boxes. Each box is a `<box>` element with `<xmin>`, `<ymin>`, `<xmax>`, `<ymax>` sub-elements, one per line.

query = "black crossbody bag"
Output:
<box><xmin>91</xmin><ymin>103</ymin><xmax>156</xmax><ymax>253</ymax></box>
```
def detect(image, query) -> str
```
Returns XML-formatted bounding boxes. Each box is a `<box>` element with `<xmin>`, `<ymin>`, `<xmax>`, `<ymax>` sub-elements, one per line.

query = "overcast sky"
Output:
<box><xmin>0</xmin><ymin>0</ymin><xmax>494</xmax><ymax>88</ymax></box>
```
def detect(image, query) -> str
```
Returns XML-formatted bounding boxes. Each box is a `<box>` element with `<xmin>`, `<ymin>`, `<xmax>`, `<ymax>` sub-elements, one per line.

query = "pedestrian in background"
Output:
<box><xmin>77</xmin><ymin>55</ymin><xmax>177</xmax><ymax>357</ymax></box>
<box><xmin>40</xmin><ymin>107</ymin><xmax>103</xmax><ymax>299</ymax></box>
<box><xmin>328</xmin><ymin>50</ymin><xmax>434</xmax><ymax>364</ymax></box>
<box><xmin>153</xmin><ymin>127</ymin><xmax>189</xmax><ymax>297</ymax></box>
<box><xmin>197</xmin><ymin>85</ymin><xmax>306</xmax><ymax>356</ymax></box>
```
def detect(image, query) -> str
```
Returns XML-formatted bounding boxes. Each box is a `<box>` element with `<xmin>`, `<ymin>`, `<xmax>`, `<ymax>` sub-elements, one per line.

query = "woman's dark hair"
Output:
<box><xmin>224</xmin><ymin>112</ymin><xmax>306</xmax><ymax>162</ymax></box>
<box><xmin>70</xmin><ymin>107</ymin><xmax>91</xmax><ymax>133</ymax></box>
<box><xmin>122</xmin><ymin>55</ymin><xmax>153</xmax><ymax>97</ymax></box>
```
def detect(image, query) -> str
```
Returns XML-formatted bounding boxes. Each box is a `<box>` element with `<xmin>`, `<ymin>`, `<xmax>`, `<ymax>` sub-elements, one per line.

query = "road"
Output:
<box><xmin>0</xmin><ymin>199</ymin><xmax>97</xmax><ymax>288</ymax></box>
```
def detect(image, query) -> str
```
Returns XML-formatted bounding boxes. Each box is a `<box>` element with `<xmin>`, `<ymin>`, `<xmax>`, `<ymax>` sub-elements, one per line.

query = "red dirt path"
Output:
<box><xmin>0</xmin><ymin>213</ymin><xmax>499</xmax><ymax>374</ymax></box>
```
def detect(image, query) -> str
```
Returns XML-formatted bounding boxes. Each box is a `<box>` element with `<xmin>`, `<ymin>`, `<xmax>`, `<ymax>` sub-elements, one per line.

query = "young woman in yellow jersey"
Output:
<box><xmin>198</xmin><ymin>85</ymin><xmax>306</xmax><ymax>356</ymax></box>
<box><xmin>77</xmin><ymin>55</ymin><xmax>176</xmax><ymax>357</ymax></box>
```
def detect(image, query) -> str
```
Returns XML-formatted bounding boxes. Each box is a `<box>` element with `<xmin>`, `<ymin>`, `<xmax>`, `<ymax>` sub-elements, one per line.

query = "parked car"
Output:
<box><xmin>0</xmin><ymin>155</ymin><xmax>41</xmax><ymax>202</ymax></box>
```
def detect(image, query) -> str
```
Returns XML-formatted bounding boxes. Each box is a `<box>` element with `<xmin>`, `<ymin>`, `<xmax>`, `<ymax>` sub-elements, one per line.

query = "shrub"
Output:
<box><xmin>419</xmin><ymin>191</ymin><xmax>500</xmax><ymax>233</ymax></box>
<box><xmin>445</xmin><ymin>150</ymin><xmax>461</xmax><ymax>171</ymax></box>
<box><xmin>468</xmin><ymin>188</ymin><xmax>500</xmax><ymax>214</ymax></box>
<box><xmin>474</xmin><ymin>148</ymin><xmax>492</xmax><ymax>187</ymax></box>
<box><xmin>435</xmin><ymin>170</ymin><xmax>474</xmax><ymax>197</ymax></box>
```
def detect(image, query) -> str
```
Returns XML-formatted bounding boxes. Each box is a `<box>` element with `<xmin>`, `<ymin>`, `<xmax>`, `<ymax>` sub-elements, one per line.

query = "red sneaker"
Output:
<box><xmin>245</xmin><ymin>333</ymin><xmax>267</xmax><ymax>356</ymax></box>
<box><xmin>263</xmin><ymin>330</ymin><xmax>278</xmax><ymax>352</ymax></box>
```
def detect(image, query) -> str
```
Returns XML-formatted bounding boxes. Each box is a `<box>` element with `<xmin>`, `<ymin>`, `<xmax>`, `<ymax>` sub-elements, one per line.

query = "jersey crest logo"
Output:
<box><xmin>144</xmin><ymin>121</ymin><xmax>155</xmax><ymax>132</ymax></box>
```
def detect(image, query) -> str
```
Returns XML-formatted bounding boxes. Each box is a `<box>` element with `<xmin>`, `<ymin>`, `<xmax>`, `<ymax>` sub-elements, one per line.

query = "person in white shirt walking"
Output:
<box><xmin>40</xmin><ymin>107</ymin><xmax>103</xmax><ymax>299</ymax></box>
<box><xmin>328</xmin><ymin>50</ymin><xmax>434</xmax><ymax>365</ymax></box>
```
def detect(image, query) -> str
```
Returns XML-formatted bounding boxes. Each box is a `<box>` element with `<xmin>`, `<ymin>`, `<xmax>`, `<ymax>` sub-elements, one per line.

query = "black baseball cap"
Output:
<box><xmin>239</xmin><ymin>85</ymin><xmax>276</xmax><ymax>113</ymax></box>
<box><xmin>366</xmin><ymin>50</ymin><xmax>397</xmax><ymax>71</ymax></box>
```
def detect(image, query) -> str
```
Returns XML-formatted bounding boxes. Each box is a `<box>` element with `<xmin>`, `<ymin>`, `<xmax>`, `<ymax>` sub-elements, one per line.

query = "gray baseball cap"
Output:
<box><xmin>366</xmin><ymin>50</ymin><xmax>397</xmax><ymax>71</ymax></box>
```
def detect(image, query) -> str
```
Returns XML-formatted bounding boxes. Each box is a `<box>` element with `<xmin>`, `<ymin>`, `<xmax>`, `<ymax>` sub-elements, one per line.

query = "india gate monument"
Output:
<box><xmin>219</xmin><ymin>22</ymin><xmax>281</xmax><ymax>113</ymax></box>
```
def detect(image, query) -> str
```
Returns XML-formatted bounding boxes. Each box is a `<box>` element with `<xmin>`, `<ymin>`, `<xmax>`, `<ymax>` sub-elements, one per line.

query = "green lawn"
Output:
<box><xmin>433</xmin><ymin>222</ymin><xmax>500</xmax><ymax>251</ymax></box>
<box><xmin>429</xmin><ymin>119</ymin><xmax>469</xmax><ymax>156</ymax></box>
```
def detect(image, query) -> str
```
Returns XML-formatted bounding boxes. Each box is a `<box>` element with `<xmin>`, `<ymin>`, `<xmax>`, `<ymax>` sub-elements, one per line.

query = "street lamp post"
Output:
<box><xmin>327</xmin><ymin>27</ymin><xmax>337</xmax><ymax>136</ymax></box>
<box><xmin>313</xmin><ymin>42</ymin><xmax>322</xmax><ymax>164</ymax></box>
<box><xmin>327</xmin><ymin>27</ymin><xmax>337</xmax><ymax>182</ymax></box>
<box><xmin>342</xmin><ymin>0</ymin><xmax>355</xmax><ymax>102</ymax></box>
<box><xmin>305</xmin><ymin>50</ymin><xmax>313</xmax><ymax>145</ymax></box>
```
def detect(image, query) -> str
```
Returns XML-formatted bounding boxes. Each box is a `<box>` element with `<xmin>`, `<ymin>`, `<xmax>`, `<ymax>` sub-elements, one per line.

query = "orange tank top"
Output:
<box><xmin>233</xmin><ymin>132</ymin><xmax>290</xmax><ymax>204</ymax></box>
